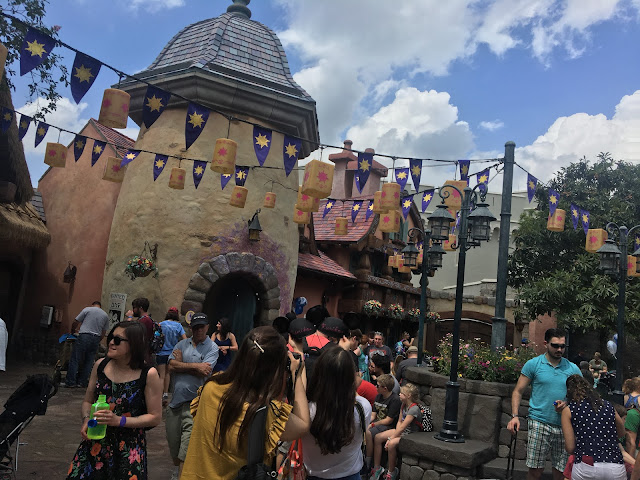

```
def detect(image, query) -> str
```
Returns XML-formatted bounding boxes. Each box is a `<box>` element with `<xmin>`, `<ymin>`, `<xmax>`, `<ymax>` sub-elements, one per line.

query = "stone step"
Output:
<box><xmin>479</xmin><ymin>458</ymin><xmax>555</xmax><ymax>480</ymax></box>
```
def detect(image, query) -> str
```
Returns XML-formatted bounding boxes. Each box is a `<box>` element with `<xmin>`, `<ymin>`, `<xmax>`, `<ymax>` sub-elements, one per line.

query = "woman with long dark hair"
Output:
<box><xmin>302</xmin><ymin>346</ymin><xmax>371</xmax><ymax>480</ymax></box>
<box><xmin>181</xmin><ymin>326</ymin><xmax>310</xmax><ymax>480</ymax></box>
<box><xmin>561</xmin><ymin>374</ymin><xmax>626</xmax><ymax>480</ymax></box>
<box><xmin>211</xmin><ymin>317</ymin><xmax>237</xmax><ymax>373</ymax></box>
<box><xmin>67</xmin><ymin>321</ymin><xmax>162</xmax><ymax>479</ymax></box>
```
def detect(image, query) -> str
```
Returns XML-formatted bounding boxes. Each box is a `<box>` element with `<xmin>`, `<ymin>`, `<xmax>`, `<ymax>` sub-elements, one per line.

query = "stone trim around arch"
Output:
<box><xmin>180</xmin><ymin>252</ymin><xmax>281</xmax><ymax>326</ymax></box>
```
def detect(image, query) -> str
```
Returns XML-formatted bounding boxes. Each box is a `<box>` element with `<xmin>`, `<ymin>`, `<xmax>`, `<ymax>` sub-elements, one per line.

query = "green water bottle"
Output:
<box><xmin>87</xmin><ymin>394</ymin><xmax>110</xmax><ymax>440</ymax></box>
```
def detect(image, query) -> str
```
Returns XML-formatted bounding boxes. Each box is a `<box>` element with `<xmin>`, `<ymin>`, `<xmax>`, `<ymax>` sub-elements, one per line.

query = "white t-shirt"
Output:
<box><xmin>0</xmin><ymin>318</ymin><xmax>8</xmax><ymax>371</ymax></box>
<box><xmin>302</xmin><ymin>395</ymin><xmax>372</xmax><ymax>478</ymax></box>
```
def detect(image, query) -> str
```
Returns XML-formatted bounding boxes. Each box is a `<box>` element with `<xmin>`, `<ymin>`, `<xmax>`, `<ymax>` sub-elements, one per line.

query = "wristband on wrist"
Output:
<box><xmin>82</xmin><ymin>414</ymin><xmax>90</xmax><ymax>421</ymax></box>
<box><xmin>119</xmin><ymin>416</ymin><xmax>127</xmax><ymax>427</ymax></box>
<box><xmin>511</xmin><ymin>414</ymin><xmax>519</xmax><ymax>418</ymax></box>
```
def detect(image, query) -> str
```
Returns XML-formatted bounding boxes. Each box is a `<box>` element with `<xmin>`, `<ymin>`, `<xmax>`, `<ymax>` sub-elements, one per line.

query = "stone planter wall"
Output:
<box><xmin>399</xmin><ymin>367</ymin><xmax>531</xmax><ymax>480</ymax></box>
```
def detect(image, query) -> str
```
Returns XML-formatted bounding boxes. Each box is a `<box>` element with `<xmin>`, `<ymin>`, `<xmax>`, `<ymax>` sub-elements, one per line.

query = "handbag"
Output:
<box><xmin>235</xmin><ymin>405</ymin><xmax>278</xmax><ymax>480</ymax></box>
<box><xmin>278</xmin><ymin>439</ymin><xmax>306</xmax><ymax>480</ymax></box>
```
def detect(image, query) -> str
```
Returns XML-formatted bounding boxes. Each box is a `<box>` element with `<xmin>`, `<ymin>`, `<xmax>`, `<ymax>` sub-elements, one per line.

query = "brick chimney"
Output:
<box><xmin>328</xmin><ymin>140</ymin><xmax>357</xmax><ymax>199</ymax></box>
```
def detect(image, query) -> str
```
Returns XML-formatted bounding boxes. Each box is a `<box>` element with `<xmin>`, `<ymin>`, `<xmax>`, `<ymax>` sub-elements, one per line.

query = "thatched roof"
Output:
<box><xmin>0</xmin><ymin>201</ymin><xmax>50</xmax><ymax>249</ymax></box>
<box><xmin>0</xmin><ymin>81</ymin><xmax>34</xmax><ymax>205</ymax></box>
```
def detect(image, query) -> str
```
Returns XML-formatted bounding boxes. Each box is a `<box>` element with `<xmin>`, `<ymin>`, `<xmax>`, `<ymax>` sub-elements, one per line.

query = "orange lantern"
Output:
<box><xmin>397</xmin><ymin>256</ymin><xmax>411</xmax><ymax>274</ymax></box>
<box><xmin>229</xmin><ymin>186</ymin><xmax>248</xmax><ymax>208</ymax></box>
<box><xmin>98</xmin><ymin>88</ymin><xmax>130</xmax><ymax>129</ymax></box>
<box><xmin>102</xmin><ymin>157</ymin><xmax>126</xmax><ymax>183</ymax></box>
<box><xmin>0</xmin><ymin>43</ymin><xmax>7</xmax><ymax>81</ymax></box>
<box><xmin>43</xmin><ymin>142</ymin><xmax>67</xmax><ymax>168</ymax></box>
<box><xmin>373</xmin><ymin>191</ymin><xmax>387</xmax><ymax>214</ymax></box>
<box><xmin>168</xmin><ymin>167</ymin><xmax>186</xmax><ymax>190</ymax></box>
<box><xmin>301</xmin><ymin>159</ymin><xmax>334</xmax><ymax>198</ymax></box>
<box><xmin>263</xmin><ymin>192</ymin><xmax>276</xmax><ymax>208</ymax></box>
<box><xmin>379</xmin><ymin>209</ymin><xmax>401</xmax><ymax>233</ymax></box>
<box><xmin>585</xmin><ymin>228</ymin><xmax>608</xmax><ymax>253</ymax></box>
<box><xmin>388</xmin><ymin>254</ymin><xmax>398</xmax><ymax>268</ymax></box>
<box><xmin>547</xmin><ymin>209</ymin><xmax>566</xmax><ymax>232</ymax></box>
<box><xmin>381</xmin><ymin>183</ymin><xmax>401</xmax><ymax>211</ymax></box>
<box><xmin>442</xmin><ymin>180</ymin><xmax>467</xmax><ymax>211</ymax></box>
<box><xmin>296</xmin><ymin>187</ymin><xmax>317</xmax><ymax>212</ymax></box>
<box><xmin>417</xmin><ymin>250</ymin><xmax>423</xmax><ymax>266</ymax></box>
<box><xmin>293</xmin><ymin>208</ymin><xmax>311</xmax><ymax>224</ymax></box>
<box><xmin>628</xmin><ymin>255</ymin><xmax>640</xmax><ymax>277</ymax></box>
<box><xmin>443</xmin><ymin>234</ymin><xmax>457</xmax><ymax>251</ymax></box>
<box><xmin>335</xmin><ymin>217</ymin><xmax>348</xmax><ymax>235</ymax></box>
<box><xmin>210</xmin><ymin>138</ymin><xmax>237</xmax><ymax>174</ymax></box>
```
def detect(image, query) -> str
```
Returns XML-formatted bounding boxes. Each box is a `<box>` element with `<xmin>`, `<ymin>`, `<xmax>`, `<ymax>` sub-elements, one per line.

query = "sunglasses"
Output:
<box><xmin>549</xmin><ymin>343</ymin><xmax>566</xmax><ymax>349</ymax></box>
<box><xmin>108</xmin><ymin>335</ymin><xmax>129</xmax><ymax>346</ymax></box>
<box><xmin>374</xmin><ymin>331</ymin><xmax>383</xmax><ymax>336</ymax></box>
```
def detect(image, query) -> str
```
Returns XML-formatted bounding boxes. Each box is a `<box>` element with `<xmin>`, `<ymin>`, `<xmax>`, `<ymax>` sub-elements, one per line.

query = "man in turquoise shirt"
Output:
<box><xmin>507</xmin><ymin>328</ymin><xmax>581</xmax><ymax>480</ymax></box>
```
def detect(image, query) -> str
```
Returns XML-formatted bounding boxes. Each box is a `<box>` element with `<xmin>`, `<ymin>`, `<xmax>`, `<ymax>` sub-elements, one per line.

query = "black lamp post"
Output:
<box><xmin>401</xmin><ymin>226</ymin><xmax>445</xmax><ymax>366</ymax></box>
<box><xmin>596</xmin><ymin>223</ymin><xmax>640</xmax><ymax>404</ymax></box>
<box><xmin>429</xmin><ymin>183</ymin><xmax>496</xmax><ymax>443</ymax></box>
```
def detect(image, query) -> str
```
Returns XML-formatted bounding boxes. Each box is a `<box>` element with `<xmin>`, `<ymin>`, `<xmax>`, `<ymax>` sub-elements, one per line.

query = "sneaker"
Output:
<box><xmin>384</xmin><ymin>468</ymin><xmax>398</xmax><ymax>480</ymax></box>
<box><xmin>63</xmin><ymin>383</ymin><xmax>78</xmax><ymax>388</ymax></box>
<box><xmin>371</xmin><ymin>466</ymin><xmax>385</xmax><ymax>480</ymax></box>
<box><xmin>170</xmin><ymin>469</ymin><xmax>179</xmax><ymax>480</ymax></box>
<box><xmin>162</xmin><ymin>393</ymin><xmax>169</xmax><ymax>407</ymax></box>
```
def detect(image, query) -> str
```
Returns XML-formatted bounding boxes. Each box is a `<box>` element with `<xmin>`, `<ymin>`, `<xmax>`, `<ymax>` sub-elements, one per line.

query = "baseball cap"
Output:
<box><xmin>407</xmin><ymin>346</ymin><xmax>418</xmax><ymax>354</ymax></box>
<box><xmin>521</xmin><ymin>338</ymin><xmax>529</xmax><ymax>344</ymax></box>
<box><xmin>191</xmin><ymin>313</ymin><xmax>209</xmax><ymax>328</ymax></box>
<box><xmin>318</xmin><ymin>317</ymin><xmax>349</xmax><ymax>338</ymax></box>
<box><xmin>289</xmin><ymin>318</ymin><xmax>316</xmax><ymax>340</ymax></box>
<box><xmin>168</xmin><ymin>306</ymin><xmax>179</xmax><ymax>315</ymax></box>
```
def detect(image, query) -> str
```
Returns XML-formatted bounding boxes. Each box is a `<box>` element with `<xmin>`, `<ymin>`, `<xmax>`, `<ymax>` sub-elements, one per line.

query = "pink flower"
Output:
<box><xmin>95</xmin><ymin>462</ymin><xmax>103</xmax><ymax>470</ymax></box>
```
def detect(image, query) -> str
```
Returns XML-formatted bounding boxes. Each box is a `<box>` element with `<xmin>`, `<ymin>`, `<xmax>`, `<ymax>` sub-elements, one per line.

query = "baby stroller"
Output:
<box><xmin>52</xmin><ymin>333</ymin><xmax>77</xmax><ymax>385</ymax></box>
<box><xmin>0</xmin><ymin>374</ymin><xmax>58</xmax><ymax>479</ymax></box>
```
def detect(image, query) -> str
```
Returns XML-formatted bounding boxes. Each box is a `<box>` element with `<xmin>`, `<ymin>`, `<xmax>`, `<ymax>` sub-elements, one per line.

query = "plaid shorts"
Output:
<box><xmin>526</xmin><ymin>418</ymin><xmax>568</xmax><ymax>472</ymax></box>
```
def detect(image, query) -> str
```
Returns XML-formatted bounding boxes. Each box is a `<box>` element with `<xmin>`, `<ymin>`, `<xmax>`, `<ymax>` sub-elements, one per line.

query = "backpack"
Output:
<box><xmin>410</xmin><ymin>402</ymin><xmax>434</xmax><ymax>432</ymax></box>
<box><xmin>150</xmin><ymin>320</ymin><xmax>165</xmax><ymax>354</ymax></box>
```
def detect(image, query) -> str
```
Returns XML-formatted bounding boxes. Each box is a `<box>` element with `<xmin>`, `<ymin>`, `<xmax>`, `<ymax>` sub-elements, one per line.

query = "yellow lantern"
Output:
<box><xmin>168</xmin><ymin>167</ymin><xmax>186</xmax><ymax>190</ymax></box>
<box><xmin>547</xmin><ymin>209</ymin><xmax>566</xmax><ymax>232</ymax></box>
<box><xmin>397</xmin><ymin>255</ymin><xmax>411</xmax><ymax>274</ymax></box>
<box><xmin>43</xmin><ymin>142</ymin><xmax>67</xmax><ymax>168</ymax></box>
<box><xmin>381</xmin><ymin>183</ymin><xmax>401</xmax><ymax>211</ymax></box>
<box><xmin>0</xmin><ymin>43</ymin><xmax>7</xmax><ymax>81</ymax></box>
<box><xmin>388</xmin><ymin>254</ymin><xmax>398</xmax><ymax>268</ymax></box>
<box><xmin>443</xmin><ymin>234</ymin><xmax>457</xmax><ymax>251</ymax></box>
<box><xmin>585</xmin><ymin>228</ymin><xmax>608</xmax><ymax>253</ymax></box>
<box><xmin>379</xmin><ymin>210</ymin><xmax>401</xmax><ymax>233</ymax></box>
<box><xmin>373</xmin><ymin>191</ymin><xmax>387</xmax><ymax>214</ymax></box>
<box><xmin>442</xmin><ymin>180</ymin><xmax>467</xmax><ymax>211</ymax></box>
<box><xmin>301</xmin><ymin>159</ymin><xmax>335</xmax><ymax>198</ymax></box>
<box><xmin>98</xmin><ymin>88</ymin><xmax>130</xmax><ymax>129</ymax></box>
<box><xmin>102</xmin><ymin>157</ymin><xmax>126</xmax><ymax>183</ymax></box>
<box><xmin>296</xmin><ymin>187</ymin><xmax>317</xmax><ymax>212</ymax></box>
<box><xmin>210</xmin><ymin>138</ymin><xmax>237</xmax><ymax>174</ymax></box>
<box><xmin>229</xmin><ymin>186</ymin><xmax>248</xmax><ymax>208</ymax></box>
<box><xmin>417</xmin><ymin>250</ymin><xmax>423</xmax><ymax>266</ymax></box>
<box><xmin>335</xmin><ymin>217</ymin><xmax>348</xmax><ymax>235</ymax></box>
<box><xmin>293</xmin><ymin>208</ymin><xmax>311</xmax><ymax>224</ymax></box>
<box><xmin>263</xmin><ymin>192</ymin><xmax>276</xmax><ymax>208</ymax></box>
<box><xmin>628</xmin><ymin>255</ymin><xmax>640</xmax><ymax>277</ymax></box>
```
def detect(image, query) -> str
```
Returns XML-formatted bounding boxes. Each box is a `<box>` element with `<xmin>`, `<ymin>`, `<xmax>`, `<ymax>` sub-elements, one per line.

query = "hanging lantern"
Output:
<box><xmin>168</xmin><ymin>167</ymin><xmax>186</xmax><ymax>190</ymax></box>
<box><xmin>102</xmin><ymin>157</ymin><xmax>127</xmax><ymax>183</ymax></box>
<box><xmin>443</xmin><ymin>234</ymin><xmax>457</xmax><ymax>251</ymax></box>
<box><xmin>263</xmin><ymin>192</ymin><xmax>276</xmax><ymax>208</ymax></box>
<box><xmin>442</xmin><ymin>180</ymin><xmax>467</xmax><ymax>211</ymax></box>
<box><xmin>43</xmin><ymin>142</ymin><xmax>67</xmax><ymax>168</ymax></box>
<box><xmin>585</xmin><ymin>228</ymin><xmax>608</xmax><ymax>253</ymax></box>
<box><xmin>627</xmin><ymin>255</ymin><xmax>640</xmax><ymax>277</ymax></box>
<box><xmin>379</xmin><ymin>209</ymin><xmax>401</xmax><ymax>233</ymax></box>
<box><xmin>335</xmin><ymin>217</ymin><xmax>348</xmax><ymax>235</ymax></box>
<box><xmin>301</xmin><ymin>159</ymin><xmax>335</xmax><ymax>198</ymax></box>
<box><xmin>546</xmin><ymin>208</ymin><xmax>566</xmax><ymax>232</ymax></box>
<box><xmin>0</xmin><ymin>43</ymin><xmax>7</xmax><ymax>81</ymax></box>
<box><xmin>98</xmin><ymin>88</ymin><xmax>130</xmax><ymax>129</ymax></box>
<box><xmin>210</xmin><ymin>138</ymin><xmax>237</xmax><ymax>174</ymax></box>
<box><xmin>373</xmin><ymin>191</ymin><xmax>387</xmax><ymax>214</ymax></box>
<box><xmin>229</xmin><ymin>185</ymin><xmax>248</xmax><ymax>208</ymax></box>
<box><xmin>388</xmin><ymin>254</ymin><xmax>398</xmax><ymax>267</ymax></box>
<box><xmin>296</xmin><ymin>187</ymin><xmax>318</xmax><ymax>212</ymax></box>
<box><xmin>381</xmin><ymin>183</ymin><xmax>401</xmax><ymax>211</ymax></box>
<box><xmin>397</xmin><ymin>256</ymin><xmax>412</xmax><ymax>274</ymax></box>
<box><xmin>417</xmin><ymin>250</ymin><xmax>423</xmax><ymax>266</ymax></box>
<box><xmin>447</xmin><ymin>208</ymin><xmax>458</xmax><ymax>226</ymax></box>
<box><xmin>293</xmin><ymin>208</ymin><xmax>310</xmax><ymax>224</ymax></box>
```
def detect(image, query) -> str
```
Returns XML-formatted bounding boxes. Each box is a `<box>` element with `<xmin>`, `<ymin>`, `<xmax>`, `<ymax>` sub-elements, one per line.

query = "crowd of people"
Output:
<box><xmin>63</xmin><ymin>300</ymin><xmax>432</xmax><ymax>480</ymax></box>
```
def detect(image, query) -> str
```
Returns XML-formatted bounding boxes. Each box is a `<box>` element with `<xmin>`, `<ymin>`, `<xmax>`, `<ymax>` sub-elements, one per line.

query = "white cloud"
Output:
<box><xmin>126</xmin><ymin>0</ymin><xmax>185</xmax><ymax>12</ymax></box>
<box><xmin>479</xmin><ymin>120</ymin><xmax>505</xmax><ymax>131</ymax></box>
<box><xmin>516</xmin><ymin>90</ymin><xmax>640</xmax><ymax>182</ymax></box>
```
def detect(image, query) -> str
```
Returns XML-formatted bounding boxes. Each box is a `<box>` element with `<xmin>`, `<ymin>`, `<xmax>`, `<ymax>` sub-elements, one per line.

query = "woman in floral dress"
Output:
<box><xmin>67</xmin><ymin>321</ymin><xmax>162</xmax><ymax>479</ymax></box>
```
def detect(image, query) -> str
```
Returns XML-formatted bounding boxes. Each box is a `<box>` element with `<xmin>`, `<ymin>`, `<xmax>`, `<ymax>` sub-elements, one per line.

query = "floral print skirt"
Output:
<box><xmin>67</xmin><ymin>428</ymin><xmax>147</xmax><ymax>480</ymax></box>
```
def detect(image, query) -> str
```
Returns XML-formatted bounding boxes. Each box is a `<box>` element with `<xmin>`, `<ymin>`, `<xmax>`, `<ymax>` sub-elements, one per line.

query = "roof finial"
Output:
<box><xmin>227</xmin><ymin>0</ymin><xmax>251</xmax><ymax>19</ymax></box>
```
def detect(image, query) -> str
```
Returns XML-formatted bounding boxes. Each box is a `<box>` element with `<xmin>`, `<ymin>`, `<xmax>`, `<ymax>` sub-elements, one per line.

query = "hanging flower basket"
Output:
<box><xmin>388</xmin><ymin>303</ymin><xmax>405</xmax><ymax>320</ymax></box>
<box><xmin>426</xmin><ymin>311</ymin><xmax>442</xmax><ymax>323</ymax></box>
<box><xmin>407</xmin><ymin>307</ymin><xmax>420</xmax><ymax>321</ymax></box>
<box><xmin>363</xmin><ymin>300</ymin><xmax>383</xmax><ymax>317</ymax></box>
<box><xmin>125</xmin><ymin>255</ymin><xmax>158</xmax><ymax>280</ymax></box>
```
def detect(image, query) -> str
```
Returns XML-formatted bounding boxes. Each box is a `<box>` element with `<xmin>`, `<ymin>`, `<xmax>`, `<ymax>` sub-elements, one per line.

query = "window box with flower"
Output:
<box><xmin>363</xmin><ymin>300</ymin><xmax>384</xmax><ymax>317</ymax></box>
<box><xmin>387</xmin><ymin>303</ymin><xmax>404</xmax><ymax>320</ymax></box>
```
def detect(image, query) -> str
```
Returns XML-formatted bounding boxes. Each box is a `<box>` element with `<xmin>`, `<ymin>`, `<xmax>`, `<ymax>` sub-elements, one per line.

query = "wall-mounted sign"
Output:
<box><xmin>108</xmin><ymin>293</ymin><xmax>127</xmax><ymax>329</ymax></box>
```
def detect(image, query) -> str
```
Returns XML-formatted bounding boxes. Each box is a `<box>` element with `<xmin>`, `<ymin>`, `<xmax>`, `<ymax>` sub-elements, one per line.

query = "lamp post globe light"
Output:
<box><xmin>426</xmin><ymin>182</ymin><xmax>496</xmax><ymax>443</ymax></box>
<box><xmin>596</xmin><ymin>223</ymin><xmax>640</xmax><ymax>404</ymax></box>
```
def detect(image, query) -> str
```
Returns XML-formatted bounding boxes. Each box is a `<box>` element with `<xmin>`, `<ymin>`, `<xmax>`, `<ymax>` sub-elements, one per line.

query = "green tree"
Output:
<box><xmin>0</xmin><ymin>0</ymin><xmax>69</xmax><ymax>118</ymax></box>
<box><xmin>508</xmin><ymin>153</ymin><xmax>640</xmax><ymax>336</ymax></box>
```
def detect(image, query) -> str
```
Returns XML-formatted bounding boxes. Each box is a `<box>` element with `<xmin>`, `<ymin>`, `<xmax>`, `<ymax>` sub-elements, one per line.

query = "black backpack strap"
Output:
<box><xmin>355</xmin><ymin>401</ymin><xmax>367</xmax><ymax>459</ymax></box>
<box><xmin>247</xmin><ymin>405</ymin><xmax>268</xmax><ymax>466</ymax></box>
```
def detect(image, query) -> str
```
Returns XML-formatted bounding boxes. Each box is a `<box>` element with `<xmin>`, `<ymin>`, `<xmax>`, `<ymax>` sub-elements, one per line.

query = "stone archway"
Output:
<box><xmin>180</xmin><ymin>252</ymin><xmax>281</xmax><ymax>326</ymax></box>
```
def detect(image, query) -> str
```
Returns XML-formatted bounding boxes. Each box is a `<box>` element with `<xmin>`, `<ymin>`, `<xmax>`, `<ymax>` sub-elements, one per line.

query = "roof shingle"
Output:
<box><xmin>298</xmin><ymin>251</ymin><xmax>356</xmax><ymax>280</ymax></box>
<box><xmin>313</xmin><ymin>197</ymin><xmax>376</xmax><ymax>243</ymax></box>
<box><xmin>90</xmin><ymin>119</ymin><xmax>136</xmax><ymax>159</ymax></box>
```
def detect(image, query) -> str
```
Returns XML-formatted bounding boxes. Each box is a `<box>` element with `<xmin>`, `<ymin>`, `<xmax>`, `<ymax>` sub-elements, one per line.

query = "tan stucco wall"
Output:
<box><xmin>101</xmin><ymin>109</ymin><xmax>300</xmax><ymax>321</ymax></box>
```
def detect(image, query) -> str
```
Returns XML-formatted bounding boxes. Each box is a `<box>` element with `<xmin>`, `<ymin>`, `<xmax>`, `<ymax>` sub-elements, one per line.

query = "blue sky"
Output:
<box><xmin>6</xmin><ymin>0</ymin><xmax>640</xmax><ymax>191</ymax></box>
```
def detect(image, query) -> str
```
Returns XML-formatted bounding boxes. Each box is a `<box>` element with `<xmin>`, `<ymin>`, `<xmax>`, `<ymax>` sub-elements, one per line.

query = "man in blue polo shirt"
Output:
<box><xmin>507</xmin><ymin>328</ymin><xmax>581</xmax><ymax>480</ymax></box>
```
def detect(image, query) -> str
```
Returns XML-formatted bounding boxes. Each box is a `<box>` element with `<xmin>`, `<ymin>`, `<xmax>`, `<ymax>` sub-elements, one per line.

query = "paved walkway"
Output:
<box><xmin>0</xmin><ymin>362</ymin><xmax>175</xmax><ymax>479</ymax></box>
